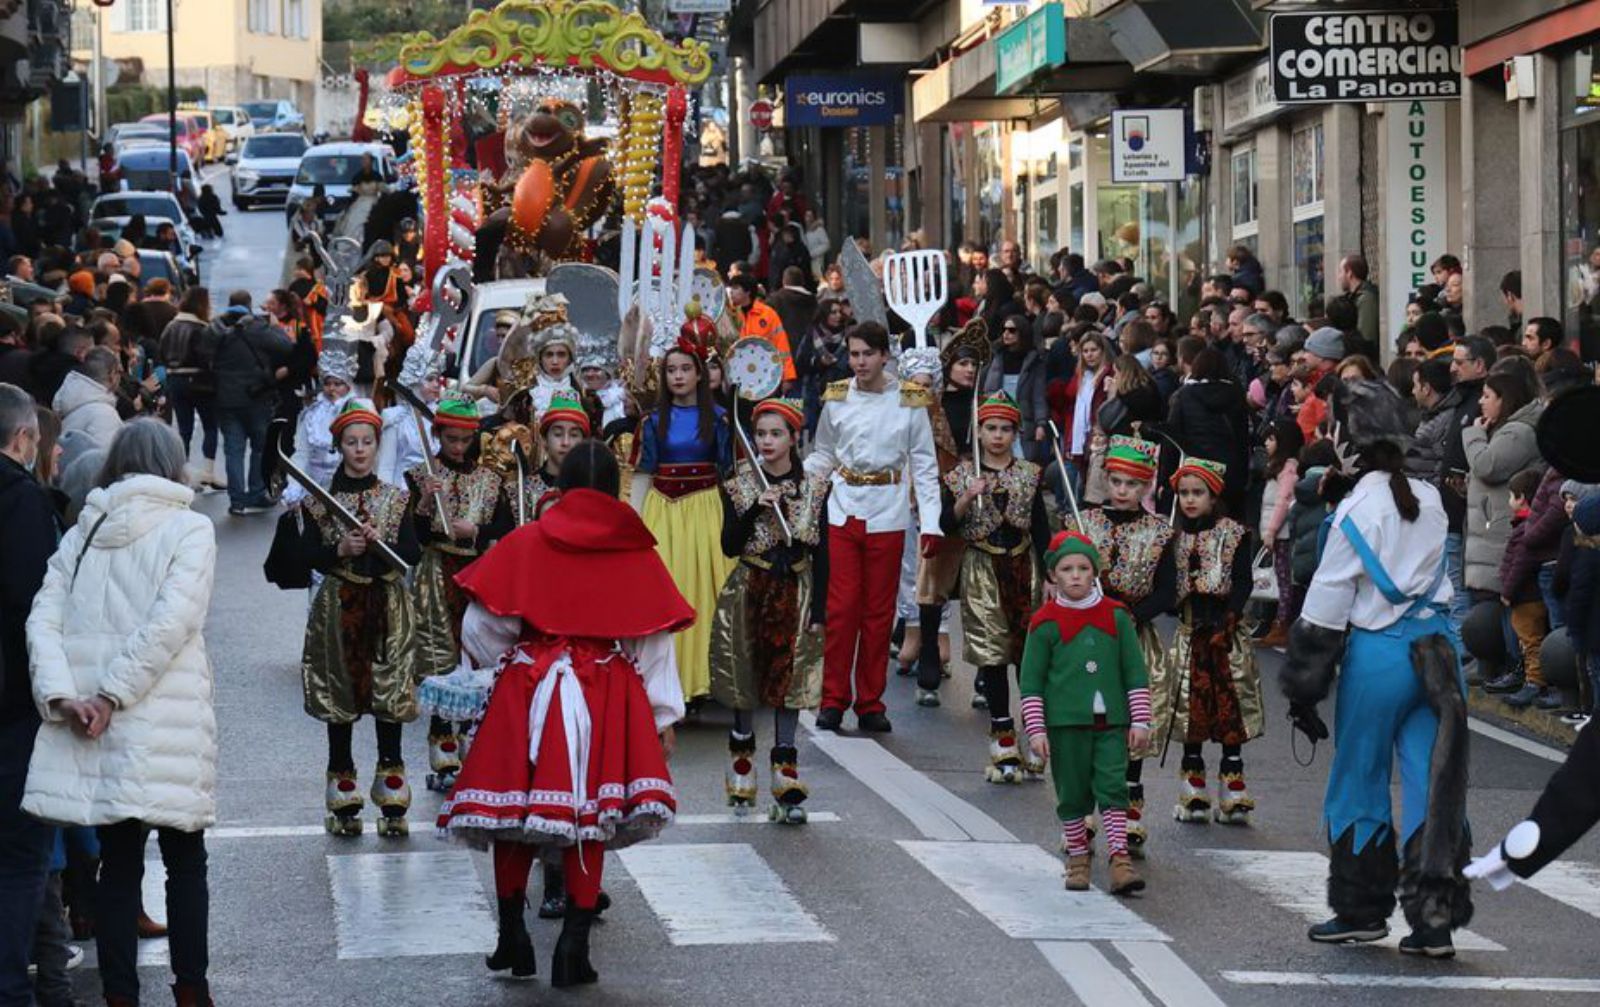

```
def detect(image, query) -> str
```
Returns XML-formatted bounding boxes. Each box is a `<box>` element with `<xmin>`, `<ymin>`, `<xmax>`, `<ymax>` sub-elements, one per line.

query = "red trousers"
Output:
<box><xmin>492</xmin><ymin>841</ymin><xmax>604</xmax><ymax>908</ymax></box>
<box><xmin>823</xmin><ymin>518</ymin><xmax>903</xmax><ymax>715</ymax></box>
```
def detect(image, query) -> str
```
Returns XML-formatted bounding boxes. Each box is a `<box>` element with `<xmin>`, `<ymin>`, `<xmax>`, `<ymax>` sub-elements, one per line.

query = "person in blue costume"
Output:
<box><xmin>629</xmin><ymin>332</ymin><xmax>735</xmax><ymax>702</ymax></box>
<box><xmin>1281</xmin><ymin>379</ymin><xmax>1473</xmax><ymax>960</ymax></box>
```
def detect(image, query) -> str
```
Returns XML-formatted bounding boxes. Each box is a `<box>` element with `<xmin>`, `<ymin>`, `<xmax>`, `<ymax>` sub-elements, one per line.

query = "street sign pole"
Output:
<box><xmin>166</xmin><ymin>0</ymin><xmax>177</xmax><ymax>194</ymax></box>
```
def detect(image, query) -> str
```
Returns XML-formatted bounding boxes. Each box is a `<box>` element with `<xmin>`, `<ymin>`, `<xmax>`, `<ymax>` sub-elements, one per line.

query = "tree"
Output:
<box><xmin>324</xmin><ymin>0</ymin><xmax>467</xmax><ymax>43</ymax></box>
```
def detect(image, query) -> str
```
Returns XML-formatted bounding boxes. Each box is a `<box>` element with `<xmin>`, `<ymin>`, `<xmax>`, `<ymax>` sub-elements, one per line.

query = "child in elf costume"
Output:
<box><xmin>407</xmin><ymin>397</ymin><xmax>502</xmax><ymax>791</ymax></box>
<box><xmin>941</xmin><ymin>391</ymin><xmax>1050</xmax><ymax>783</ymax></box>
<box><xmin>1021</xmin><ymin>531</ymin><xmax>1151</xmax><ymax>895</ymax></box>
<box><xmin>1068</xmin><ymin>435</ymin><xmax>1176</xmax><ymax>854</ymax></box>
<box><xmin>1165</xmin><ymin>457</ymin><xmax>1262</xmax><ymax>825</ymax></box>
<box><xmin>499</xmin><ymin>389</ymin><xmax>590</xmax><ymax>528</ymax></box>
<box><xmin>709</xmin><ymin>397</ymin><xmax>830</xmax><ymax>823</ymax></box>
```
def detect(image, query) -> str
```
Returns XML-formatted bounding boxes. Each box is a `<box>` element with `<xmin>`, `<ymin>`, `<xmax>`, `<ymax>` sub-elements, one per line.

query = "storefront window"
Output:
<box><xmin>946</xmin><ymin>127</ymin><xmax>967</xmax><ymax>253</ymax></box>
<box><xmin>1561</xmin><ymin>115</ymin><xmax>1600</xmax><ymax>360</ymax></box>
<box><xmin>1175</xmin><ymin>176</ymin><xmax>1205</xmax><ymax>321</ymax></box>
<box><xmin>1231</xmin><ymin>146</ymin><xmax>1257</xmax><ymax>240</ymax></box>
<box><xmin>976</xmin><ymin>126</ymin><xmax>1003</xmax><ymax>252</ymax></box>
<box><xmin>1069</xmin><ymin>181</ymin><xmax>1084</xmax><ymax>258</ymax></box>
<box><xmin>1292</xmin><ymin>120</ymin><xmax>1326</xmax><ymax>317</ymax></box>
<box><xmin>1097</xmin><ymin>183</ymin><xmax>1170</xmax><ymax>296</ymax></box>
<box><xmin>1033</xmin><ymin>193</ymin><xmax>1058</xmax><ymax>271</ymax></box>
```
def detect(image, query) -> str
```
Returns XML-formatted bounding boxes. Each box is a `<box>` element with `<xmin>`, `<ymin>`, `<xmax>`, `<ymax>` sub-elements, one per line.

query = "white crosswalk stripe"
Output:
<box><xmin>1035</xmin><ymin>942</ymin><xmax>1154</xmax><ymax>1006</ymax></box>
<box><xmin>327</xmin><ymin>851</ymin><xmax>497</xmax><ymax>959</ymax></box>
<box><xmin>1194</xmin><ymin>849</ymin><xmax>1504</xmax><ymax>951</ymax></box>
<box><xmin>1516</xmin><ymin>861</ymin><xmax>1600</xmax><ymax>922</ymax></box>
<box><xmin>616</xmin><ymin>842</ymin><xmax>834</xmax><ymax>946</ymax></box>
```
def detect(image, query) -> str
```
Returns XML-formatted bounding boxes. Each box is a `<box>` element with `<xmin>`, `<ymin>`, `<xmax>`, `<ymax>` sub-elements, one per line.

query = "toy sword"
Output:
<box><xmin>267</xmin><ymin>419</ymin><xmax>411</xmax><ymax>575</ymax></box>
<box><xmin>390</xmin><ymin>382</ymin><xmax>453</xmax><ymax>537</ymax></box>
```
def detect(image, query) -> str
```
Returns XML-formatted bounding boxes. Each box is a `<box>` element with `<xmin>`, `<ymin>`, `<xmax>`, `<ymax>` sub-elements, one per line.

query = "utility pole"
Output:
<box><xmin>91</xmin><ymin>3</ymin><xmax>103</xmax><ymax>154</ymax></box>
<box><xmin>166</xmin><ymin>0</ymin><xmax>176</xmax><ymax>192</ymax></box>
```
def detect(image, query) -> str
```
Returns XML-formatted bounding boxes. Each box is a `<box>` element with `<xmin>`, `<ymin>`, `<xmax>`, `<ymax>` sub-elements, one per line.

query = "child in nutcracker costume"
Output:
<box><xmin>629</xmin><ymin>335</ymin><xmax>734</xmax><ymax>703</ymax></box>
<box><xmin>500</xmin><ymin>388</ymin><xmax>590</xmax><ymax>528</ymax></box>
<box><xmin>438</xmin><ymin>442</ymin><xmax>690</xmax><ymax>987</ymax></box>
<box><xmin>408</xmin><ymin>397</ymin><xmax>502</xmax><ymax>791</ymax></box>
<box><xmin>804</xmin><ymin>322</ymin><xmax>943</xmax><ymax>733</ymax></box>
<box><xmin>1069</xmin><ymin>435</ymin><xmax>1176</xmax><ymax>853</ymax></box>
<box><xmin>1020</xmin><ymin>531</ymin><xmax>1151</xmax><ymax>895</ymax></box>
<box><xmin>709</xmin><ymin>397</ymin><xmax>829</xmax><ymax>823</ymax></box>
<box><xmin>299</xmin><ymin>401</ymin><xmax>421</xmax><ymax>837</ymax></box>
<box><xmin>377</xmin><ymin>342</ymin><xmax>443</xmax><ymax>486</ymax></box>
<box><xmin>1166</xmin><ymin>457</ymin><xmax>1262</xmax><ymax>825</ymax></box>
<box><xmin>941</xmin><ymin>392</ymin><xmax>1050</xmax><ymax>783</ymax></box>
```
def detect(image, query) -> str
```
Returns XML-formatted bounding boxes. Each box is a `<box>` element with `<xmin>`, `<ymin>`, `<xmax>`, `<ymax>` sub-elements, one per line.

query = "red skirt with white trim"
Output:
<box><xmin>437</xmin><ymin>636</ymin><xmax>675</xmax><ymax>848</ymax></box>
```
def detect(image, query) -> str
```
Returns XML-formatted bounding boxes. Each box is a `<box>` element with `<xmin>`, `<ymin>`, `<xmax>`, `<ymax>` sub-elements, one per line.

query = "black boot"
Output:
<box><xmin>551</xmin><ymin>905</ymin><xmax>599</xmax><ymax>987</ymax></box>
<box><xmin>538</xmin><ymin>861</ymin><xmax>567</xmax><ymax>919</ymax></box>
<box><xmin>487</xmin><ymin>894</ymin><xmax>537</xmax><ymax>978</ymax></box>
<box><xmin>915</xmin><ymin>604</ymin><xmax>945</xmax><ymax>692</ymax></box>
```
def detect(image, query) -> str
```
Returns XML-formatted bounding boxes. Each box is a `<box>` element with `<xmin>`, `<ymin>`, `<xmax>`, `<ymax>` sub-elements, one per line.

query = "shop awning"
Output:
<box><xmin>1097</xmin><ymin>0</ymin><xmax>1263</xmax><ymax>75</ymax></box>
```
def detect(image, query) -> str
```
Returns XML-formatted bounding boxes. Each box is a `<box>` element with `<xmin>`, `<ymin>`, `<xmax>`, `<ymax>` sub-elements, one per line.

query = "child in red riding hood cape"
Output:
<box><xmin>437</xmin><ymin>441</ymin><xmax>691</xmax><ymax>988</ymax></box>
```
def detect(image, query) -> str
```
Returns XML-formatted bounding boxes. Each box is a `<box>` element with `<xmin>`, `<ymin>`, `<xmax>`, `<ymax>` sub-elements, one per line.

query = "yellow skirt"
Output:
<box><xmin>643</xmin><ymin>485</ymin><xmax>735</xmax><ymax>701</ymax></box>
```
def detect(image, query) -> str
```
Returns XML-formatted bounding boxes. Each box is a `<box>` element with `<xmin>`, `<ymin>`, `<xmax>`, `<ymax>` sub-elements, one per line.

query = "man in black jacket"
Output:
<box><xmin>0</xmin><ymin>383</ymin><xmax>60</xmax><ymax>1002</ymax></box>
<box><xmin>206</xmin><ymin>291</ymin><xmax>291</xmax><ymax>515</ymax></box>
<box><xmin>1441</xmin><ymin>335</ymin><xmax>1495</xmax><ymax>638</ymax></box>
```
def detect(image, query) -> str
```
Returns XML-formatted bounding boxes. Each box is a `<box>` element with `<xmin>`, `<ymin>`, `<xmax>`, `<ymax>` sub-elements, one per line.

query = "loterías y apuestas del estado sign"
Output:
<box><xmin>1269</xmin><ymin>9</ymin><xmax>1461</xmax><ymax>105</ymax></box>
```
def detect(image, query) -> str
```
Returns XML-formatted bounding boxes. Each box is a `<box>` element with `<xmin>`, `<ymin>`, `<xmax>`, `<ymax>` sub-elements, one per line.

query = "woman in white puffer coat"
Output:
<box><xmin>22</xmin><ymin>419</ymin><xmax>218</xmax><ymax>1007</ymax></box>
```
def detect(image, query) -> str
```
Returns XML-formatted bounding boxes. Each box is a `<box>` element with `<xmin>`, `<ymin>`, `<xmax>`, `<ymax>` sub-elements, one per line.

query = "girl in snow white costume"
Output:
<box><xmin>1281</xmin><ymin>380</ymin><xmax>1472</xmax><ymax>958</ymax></box>
<box><xmin>437</xmin><ymin>441</ymin><xmax>690</xmax><ymax>987</ymax></box>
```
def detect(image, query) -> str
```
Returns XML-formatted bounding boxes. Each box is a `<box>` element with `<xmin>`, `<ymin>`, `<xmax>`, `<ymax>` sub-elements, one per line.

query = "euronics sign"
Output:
<box><xmin>995</xmin><ymin>3</ymin><xmax>1066</xmax><ymax>96</ymax></box>
<box><xmin>784</xmin><ymin>75</ymin><xmax>903</xmax><ymax>128</ymax></box>
<box><xmin>1270</xmin><ymin>9</ymin><xmax>1461</xmax><ymax>104</ymax></box>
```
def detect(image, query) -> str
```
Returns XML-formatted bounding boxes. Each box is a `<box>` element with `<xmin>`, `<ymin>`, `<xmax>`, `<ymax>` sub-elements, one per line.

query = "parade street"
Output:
<box><xmin>48</xmin><ymin>173</ymin><xmax>1600</xmax><ymax>1007</ymax></box>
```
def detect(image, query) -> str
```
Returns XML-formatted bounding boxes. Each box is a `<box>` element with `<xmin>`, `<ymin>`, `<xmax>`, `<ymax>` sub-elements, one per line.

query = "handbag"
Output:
<box><xmin>1096</xmin><ymin>396</ymin><xmax>1130</xmax><ymax>436</ymax></box>
<box><xmin>1250</xmin><ymin>545</ymin><xmax>1278</xmax><ymax>603</ymax></box>
<box><xmin>263</xmin><ymin>509</ymin><xmax>312</xmax><ymax>590</ymax></box>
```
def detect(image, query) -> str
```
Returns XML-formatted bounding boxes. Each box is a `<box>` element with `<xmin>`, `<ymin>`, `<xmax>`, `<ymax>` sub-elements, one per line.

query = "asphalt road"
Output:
<box><xmin>65</xmin><ymin>168</ymin><xmax>1600</xmax><ymax>1006</ymax></box>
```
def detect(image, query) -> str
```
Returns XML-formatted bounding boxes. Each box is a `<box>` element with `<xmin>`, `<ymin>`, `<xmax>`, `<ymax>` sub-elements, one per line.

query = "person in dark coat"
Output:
<box><xmin>978</xmin><ymin>311</ymin><xmax>1050</xmax><ymax>463</ymax></box>
<box><xmin>1160</xmin><ymin>347</ymin><xmax>1251</xmax><ymax>517</ymax></box>
<box><xmin>195</xmin><ymin>184</ymin><xmax>227</xmax><ymax>240</ymax></box>
<box><xmin>766</xmin><ymin>265</ymin><xmax>817</xmax><ymax>359</ymax></box>
<box><xmin>975</xmin><ymin>269</ymin><xmax>1019</xmax><ymax>338</ymax></box>
<box><xmin>0</xmin><ymin>384</ymin><xmax>62</xmax><ymax>1002</ymax></box>
<box><xmin>793</xmin><ymin>295</ymin><xmax>852</xmax><ymax>434</ymax></box>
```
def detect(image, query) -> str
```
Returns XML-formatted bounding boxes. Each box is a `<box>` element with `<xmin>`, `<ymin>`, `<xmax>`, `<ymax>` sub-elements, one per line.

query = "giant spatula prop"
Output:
<box><xmin>883</xmin><ymin>250</ymin><xmax>948</xmax><ymax>350</ymax></box>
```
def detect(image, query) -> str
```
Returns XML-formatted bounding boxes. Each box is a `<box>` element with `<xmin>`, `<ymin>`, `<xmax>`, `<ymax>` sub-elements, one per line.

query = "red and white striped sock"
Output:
<box><xmin>1102</xmin><ymin>808</ymin><xmax>1129</xmax><ymax>856</ymax></box>
<box><xmin>1061</xmin><ymin>818</ymin><xmax>1089</xmax><ymax>857</ymax></box>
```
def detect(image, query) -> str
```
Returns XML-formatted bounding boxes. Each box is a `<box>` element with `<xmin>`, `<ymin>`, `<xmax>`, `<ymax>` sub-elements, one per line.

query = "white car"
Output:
<box><xmin>452</xmin><ymin>279</ymin><xmax>545</xmax><ymax>387</ymax></box>
<box><xmin>229</xmin><ymin>132</ymin><xmax>309</xmax><ymax>209</ymax></box>
<box><xmin>89</xmin><ymin>191</ymin><xmax>202</xmax><ymax>278</ymax></box>
<box><xmin>216</xmin><ymin>106</ymin><xmax>256</xmax><ymax>153</ymax></box>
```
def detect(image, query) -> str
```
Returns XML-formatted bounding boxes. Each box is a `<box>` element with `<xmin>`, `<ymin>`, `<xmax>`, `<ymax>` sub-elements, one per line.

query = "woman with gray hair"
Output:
<box><xmin>21</xmin><ymin>418</ymin><xmax>217</xmax><ymax>1007</ymax></box>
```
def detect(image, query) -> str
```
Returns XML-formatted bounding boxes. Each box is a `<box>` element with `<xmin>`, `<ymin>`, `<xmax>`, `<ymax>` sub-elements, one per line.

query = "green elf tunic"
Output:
<box><xmin>1019</xmin><ymin>593</ymin><xmax>1152</xmax><ymax>821</ymax></box>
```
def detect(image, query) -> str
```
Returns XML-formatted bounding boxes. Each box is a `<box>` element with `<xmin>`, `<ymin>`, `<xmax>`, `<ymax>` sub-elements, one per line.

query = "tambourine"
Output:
<box><xmin>727</xmin><ymin>337</ymin><xmax>784</xmax><ymax>401</ymax></box>
<box><xmin>690</xmin><ymin>267</ymin><xmax>725</xmax><ymax>323</ymax></box>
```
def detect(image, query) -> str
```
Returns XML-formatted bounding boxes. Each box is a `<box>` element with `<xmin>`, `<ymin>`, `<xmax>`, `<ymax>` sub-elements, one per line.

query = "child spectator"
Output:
<box><xmin>1258</xmin><ymin>418</ymin><xmax>1305</xmax><ymax>648</ymax></box>
<box><xmin>1558</xmin><ymin>481</ymin><xmax>1600</xmax><ymax>721</ymax></box>
<box><xmin>1288</xmin><ymin>440</ymin><xmax>1339</xmax><ymax>611</ymax></box>
<box><xmin>1500</xmin><ymin>468</ymin><xmax>1555</xmax><ymax>709</ymax></box>
<box><xmin>1520</xmin><ymin>467</ymin><xmax>1571</xmax><ymax>633</ymax></box>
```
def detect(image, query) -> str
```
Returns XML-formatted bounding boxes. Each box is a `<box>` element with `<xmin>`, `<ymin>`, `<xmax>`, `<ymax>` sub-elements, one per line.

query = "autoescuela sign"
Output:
<box><xmin>1270</xmin><ymin>9</ymin><xmax>1461</xmax><ymax>104</ymax></box>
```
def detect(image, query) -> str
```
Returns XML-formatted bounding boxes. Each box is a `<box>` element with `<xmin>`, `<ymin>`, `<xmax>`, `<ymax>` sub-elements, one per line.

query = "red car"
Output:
<box><xmin>139</xmin><ymin>113</ymin><xmax>209</xmax><ymax>165</ymax></box>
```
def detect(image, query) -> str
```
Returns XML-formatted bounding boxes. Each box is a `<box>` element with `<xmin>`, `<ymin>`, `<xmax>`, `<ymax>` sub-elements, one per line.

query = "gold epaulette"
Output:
<box><xmin>900</xmin><ymin>384</ymin><xmax>933</xmax><ymax>408</ymax></box>
<box><xmin>823</xmin><ymin>379</ymin><xmax>849</xmax><ymax>402</ymax></box>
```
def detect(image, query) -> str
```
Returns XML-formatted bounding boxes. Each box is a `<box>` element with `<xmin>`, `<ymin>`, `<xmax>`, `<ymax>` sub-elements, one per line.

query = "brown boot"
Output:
<box><xmin>1108</xmin><ymin>853</ymin><xmax>1146</xmax><ymax>896</ymax></box>
<box><xmin>172</xmin><ymin>983</ymin><xmax>215</xmax><ymax>1007</ymax></box>
<box><xmin>138</xmin><ymin>910</ymin><xmax>168</xmax><ymax>939</ymax></box>
<box><xmin>1063</xmin><ymin>854</ymin><xmax>1091</xmax><ymax>891</ymax></box>
<box><xmin>1257</xmin><ymin>623</ymin><xmax>1289</xmax><ymax>649</ymax></box>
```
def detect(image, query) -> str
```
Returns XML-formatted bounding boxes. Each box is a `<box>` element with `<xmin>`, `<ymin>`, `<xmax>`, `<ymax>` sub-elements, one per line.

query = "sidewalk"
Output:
<box><xmin>1468</xmin><ymin>689</ymin><xmax>1580</xmax><ymax>749</ymax></box>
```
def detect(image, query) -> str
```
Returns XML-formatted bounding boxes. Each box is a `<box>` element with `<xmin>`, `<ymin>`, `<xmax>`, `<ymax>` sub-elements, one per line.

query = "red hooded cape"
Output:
<box><xmin>455</xmin><ymin>488</ymin><xmax>695</xmax><ymax>639</ymax></box>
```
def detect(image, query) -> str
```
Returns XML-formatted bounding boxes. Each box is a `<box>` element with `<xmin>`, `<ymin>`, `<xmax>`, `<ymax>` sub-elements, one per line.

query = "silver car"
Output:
<box><xmin>228</xmin><ymin>132</ymin><xmax>309</xmax><ymax>210</ymax></box>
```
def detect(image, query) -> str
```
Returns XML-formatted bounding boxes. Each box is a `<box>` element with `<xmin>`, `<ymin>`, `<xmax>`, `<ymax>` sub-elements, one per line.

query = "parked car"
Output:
<box><xmin>215</xmin><ymin>106</ymin><xmax>256</xmax><ymax>152</ymax></box>
<box><xmin>89</xmin><ymin>191</ymin><xmax>202</xmax><ymax>276</ymax></box>
<box><xmin>286</xmin><ymin>141</ymin><xmax>396</xmax><ymax>225</ymax></box>
<box><xmin>228</xmin><ymin>131</ymin><xmax>308</xmax><ymax>210</ymax></box>
<box><xmin>242</xmin><ymin>99</ymin><xmax>304</xmax><ymax>134</ymax></box>
<box><xmin>136</xmin><ymin>248</ymin><xmax>195</xmax><ymax>293</ymax></box>
<box><xmin>116</xmin><ymin>147</ymin><xmax>200</xmax><ymax>207</ymax></box>
<box><xmin>452</xmin><ymin>279</ymin><xmax>544</xmax><ymax>385</ymax></box>
<box><xmin>139</xmin><ymin>113</ymin><xmax>208</xmax><ymax>165</ymax></box>
<box><xmin>176</xmin><ymin>106</ymin><xmax>229</xmax><ymax>163</ymax></box>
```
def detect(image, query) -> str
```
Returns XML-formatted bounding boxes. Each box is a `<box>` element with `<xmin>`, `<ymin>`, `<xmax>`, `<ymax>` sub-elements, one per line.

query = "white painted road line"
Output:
<box><xmin>616</xmin><ymin>843</ymin><xmax>834</xmax><ymax>946</ymax></box>
<box><xmin>206</xmin><ymin>815</ymin><xmax>839</xmax><ymax>838</ymax></box>
<box><xmin>1035</xmin><ymin>942</ymin><xmax>1154</xmax><ymax>1006</ymax></box>
<box><xmin>1115</xmin><ymin>940</ymin><xmax>1228</xmax><ymax>1007</ymax></box>
<box><xmin>1222</xmin><ymin>971</ymin><xmax>1600</xmax><ymax>993</ymax></box>
<box><xmin>805</xmin><ymin>728</ymin><xmax>1016</xmax><ymax>841</ymax></box>
<box><xmin>898</xmin><ymin>840</ymin><xmax>1168</xmax><ymax>941</ymax></box>
<box><xmin>210</xmin><ymin>825</ymin><xmax>328</xmax><ymax>839</ymax></box>
<box><xmin>1467</xmin><ymin>716</ymin><xmax>1565</xmax><ymax>764</ymax></box>
<box><xmin>327</xmin><ymin>851</ymin><xmax>496</xmax><ymax>959</ymax></box>
<box><xmin>675</xmin><ymin>811</ymin><xmax>841</xmax><ymax>825</ymax></box>
<box><xmin>1518</xmin><ymin>861</ymin><xmax>1600</xmax><ymax>922</ymax></box>
<box><xmin>1195</xmin><ymin>849</ymin><xmax>1503</xmax><ymax>952</ymax></box>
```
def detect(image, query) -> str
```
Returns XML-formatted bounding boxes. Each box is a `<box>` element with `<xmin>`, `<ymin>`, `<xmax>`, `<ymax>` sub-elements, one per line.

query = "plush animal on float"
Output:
<box><xmin>474</xmin><ymin>98</ymin><xmax>616</xmax><ymax>280</ymax></box>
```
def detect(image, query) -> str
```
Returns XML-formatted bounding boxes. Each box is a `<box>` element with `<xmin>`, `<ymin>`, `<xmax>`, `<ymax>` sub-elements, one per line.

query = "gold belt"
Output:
<box><xmin>839</xmin><ymin>466</ymin><xmax>902</xmax><ymax>487</ymax></box>
<box><xmin>434</xmin><ymin>542</ymin><xmax>478</xmax><ymax>557</ymax></box>
<box><xmin>742</xmin><ymin>556</ymin><xmax>811</xmax><ymax>573</ymax></box>
<box><xmin>972</xmin><ymin>539</ymin><xmax>1031</xmax><ymax>557</ymax></box>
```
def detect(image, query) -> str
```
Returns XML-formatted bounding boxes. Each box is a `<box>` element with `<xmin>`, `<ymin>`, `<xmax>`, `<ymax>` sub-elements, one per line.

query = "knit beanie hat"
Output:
<box><xmin>67</xmin><ymin>270</ymin><xmax>94</xmax><ymax>297</ymax></box>
<box><xmin>1045</xmin><ymin>530</ymin><xmax>1101</xmax><ymax>572</ymax></box>
<box><xmin>752</xmin><ymin>396</ymin><xmax>805</xmax><ymax>431</ymax></box>
<box><xmin>539</xmin><ymin>389</ymin><xmax>591</xmax><ymax>435</ymax></box>
<box><xmin>433</xmin><ymin>397</ymin><xmax>481</xmax><ymax>431</ymax></box>
<box><xmin>1560</xmin><ymin>480</ymin><xmax>1600</xmax><ymax>501</ymax></box>
<box><xmin>976</xmin><ymin>391</ymin><xmax>1021</xmax><ymax>428</ymax></box>
<box><xmin>330</xmin><ymin>399</ymin><xmax>382</xmax><ymax>439</ymax></box>
<box><xmin>1304</xmin><ymin>326</ymin><xmax>1345</xmax><ymax>362</ymax></box>
<box><xmin>1170</xmin><ymin>457</ymin><xmax>1227</xmax><ymax>495</ymax></box>
<box><xmin>1104</xmin><ymin>435</ymin><xmax>1158</xmax><ymax>482</ymax></box>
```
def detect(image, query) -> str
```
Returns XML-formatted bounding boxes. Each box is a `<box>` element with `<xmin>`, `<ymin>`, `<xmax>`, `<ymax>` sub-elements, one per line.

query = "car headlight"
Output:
<box><xmin>235</xmin><ymin>169</ymin><xmax>259</xmax><ymax>185</ymax></box>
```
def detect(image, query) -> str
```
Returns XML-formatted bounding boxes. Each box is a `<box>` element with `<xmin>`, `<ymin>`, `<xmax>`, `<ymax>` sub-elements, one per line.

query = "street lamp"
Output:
<box><xmin>166</xmin><ymin>0</ymin><xmax>176</xmax><ymax>193</ymax></box>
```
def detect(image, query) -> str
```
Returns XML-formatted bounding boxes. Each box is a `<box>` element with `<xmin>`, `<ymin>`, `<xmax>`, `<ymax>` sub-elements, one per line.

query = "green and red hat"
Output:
<box><xmin>539</xmin><ymin>389</ymin><xmax>591</xmax><ymax>435</ymax></box>
<box><xmin>752</xmin><ymin>396</ymin><xmax>805</xmax><ymax>432</ymax></box>
<box><xmin>433</xmin><ymin>397</ymin><xmax>480</xmax><ymax>432</ymax></box>
<box><xmin>976</xmin><ymin>391</ymin><xmax>1021</xmax><ymax>428</ymax></box>
<box><xmin>1045</xmin><ymin>530</ymin><xmax>1101</xmax><ymax>572</ymax></box>
<box><xmin>330</xmin><ymin>400</ymin><xmax>382</xmax><ymax>439</ymax></box>
<box><xmin>1104</xmin><ymin>435</ymin><xmax>1158</xmax><ymax>483</ymax></box>
<box><xmin>1169</xmin><ymin>456</ymin><xmax>1227</xmax><ymax>495</ymax></box>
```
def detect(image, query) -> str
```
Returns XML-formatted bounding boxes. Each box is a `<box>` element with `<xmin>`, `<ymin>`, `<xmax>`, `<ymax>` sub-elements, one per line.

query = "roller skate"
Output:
<box><xmin>724</xmin><ymin>732</ymin><xmax>757</xmax><ymax>815</ymax></box>
<box><xmin>324</xmin><ymin>769</ymin><xmax>363</xmax><ymax>837</ymax></box>
<box><xmin>983</xmin><ymin>718</ymin><xmax>1024</xmax><ymax>784</ymax></box>
<box><xmin>1214</xmin><ymin>767</ymin><xmax>1255</xmax><ymax>825</ymax></box>
<box><xmin>1126</xmin><ymin>787</ymin><xmax>1148</xmax><ymax>858</ymax></box>
<box><xmin>425</xmin><ymin>730</ymin><xmax>462</xmax><ymax>792</ymax></box>
<box><xmin>370</xmin><ymin>762</ymin><xmax>411</xmax><ymax>837</ymax></box>
<box><xmin>1173</xmin><ymin>762</ymin><xmax>1210</xmax><ymax>823</ymax></box>
<box><xmin>768</xmin><ymin>746</ymin><xmax>809</xmax><ymax>824</ymax></box>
